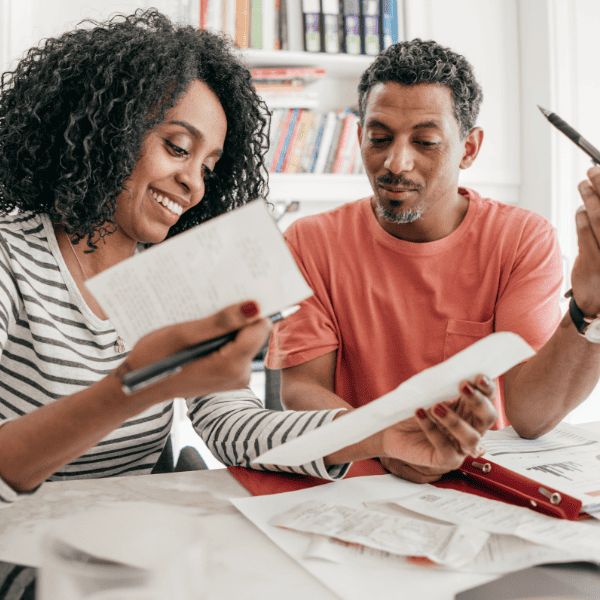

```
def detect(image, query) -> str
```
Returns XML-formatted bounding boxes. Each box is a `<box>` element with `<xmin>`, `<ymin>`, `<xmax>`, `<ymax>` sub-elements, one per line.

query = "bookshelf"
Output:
<box><xmin>244</xmin><ymin>49</ymin><xmax>375</xmax><ymax>203</ymax></box>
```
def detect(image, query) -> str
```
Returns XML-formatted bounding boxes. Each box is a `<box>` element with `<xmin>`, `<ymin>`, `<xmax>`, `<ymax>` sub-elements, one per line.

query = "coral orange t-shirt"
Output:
<box><xmin>266</xmin><ymin>189</ymin><xmax>563</xmax><ymax>429</ymax></box>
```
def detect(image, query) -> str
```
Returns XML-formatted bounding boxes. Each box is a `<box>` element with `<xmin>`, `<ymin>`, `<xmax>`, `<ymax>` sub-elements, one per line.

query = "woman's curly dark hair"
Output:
<box><xmin>0</xmin><ymin>9</ymin><xmax>269</xmax><ymax>247</ymax></box>
<box><xmin>358</xmin><ymin>39</ymin><xmax>483</xmax><ymax>139</ymax></box>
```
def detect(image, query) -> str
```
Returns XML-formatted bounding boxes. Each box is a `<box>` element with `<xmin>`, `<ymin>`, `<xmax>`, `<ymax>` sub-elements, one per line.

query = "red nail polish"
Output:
<box><xmin>416</xmin><ymin>408</ymin><xmax>427</xmax><ymax>420</ymax></box>
<box><xmin>241</xmin><ymin>301</ymin><xmax>259</xmax><ymax>318</ymax></box>
<box><xmin>434</xmin><ymin>404</ymin><xmax>447</xmax><ymax>417</ymax></box>
<box><xmin>461</xmin><ymin>384</ymin><xmax>472</xmax><ymax>396</ymax></box>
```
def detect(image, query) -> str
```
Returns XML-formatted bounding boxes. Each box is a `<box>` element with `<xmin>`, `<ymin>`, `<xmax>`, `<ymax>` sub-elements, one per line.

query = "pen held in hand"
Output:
<box><xmin>119</xmin><ymin>305</ymin><xmax>301</xmax><ymax>394</ymax></box>
<box><xmin>538</xmin><ymin>105</ymin><xmax>600</xmax><ymax>165</ymax></box>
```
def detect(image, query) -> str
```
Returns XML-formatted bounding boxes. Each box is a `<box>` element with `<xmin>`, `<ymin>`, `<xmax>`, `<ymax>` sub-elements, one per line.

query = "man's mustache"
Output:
<box><xmin>375</xmin><ymin>174</ymin><xmax>423</xmax><ymax>189</ymax></box>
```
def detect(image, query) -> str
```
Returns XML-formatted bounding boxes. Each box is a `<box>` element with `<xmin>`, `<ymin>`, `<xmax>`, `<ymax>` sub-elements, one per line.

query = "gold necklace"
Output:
<box><xmin>66</xmin><ymin>235</ymin><xmax>126</xmax><ymax>354</ymax></box>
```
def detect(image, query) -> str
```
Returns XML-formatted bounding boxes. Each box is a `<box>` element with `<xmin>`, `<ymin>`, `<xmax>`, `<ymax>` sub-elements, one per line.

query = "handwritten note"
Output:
<box><xmin>86</xmin><ymin>201</ymin><xmax>313</xmax><ymax>346</ymax></box>
<box><xmin>254</xmin><ymin>332</ymin><xmax>534</xmax><ymax>467</ymax></box>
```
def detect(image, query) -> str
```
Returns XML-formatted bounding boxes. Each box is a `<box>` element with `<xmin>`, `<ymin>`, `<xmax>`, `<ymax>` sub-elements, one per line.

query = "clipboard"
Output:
<box><xmin>228</xmin><ymin>456</ymin><xmax>587</xmax><ymax>520</ymax></box>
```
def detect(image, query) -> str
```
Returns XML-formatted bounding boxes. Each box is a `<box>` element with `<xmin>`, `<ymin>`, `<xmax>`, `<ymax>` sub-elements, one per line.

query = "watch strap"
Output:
<box><xmin>569</xmin><ymin>295</ymin><xmax>588</xmax><ymax>334</ymax></box>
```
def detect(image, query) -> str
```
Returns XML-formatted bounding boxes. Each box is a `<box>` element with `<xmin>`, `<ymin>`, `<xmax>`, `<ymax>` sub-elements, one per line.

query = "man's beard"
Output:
<box><xmin>376</xmin><ymin>202</ymin><xmax>422</xmax><ymax>224</ymax></box>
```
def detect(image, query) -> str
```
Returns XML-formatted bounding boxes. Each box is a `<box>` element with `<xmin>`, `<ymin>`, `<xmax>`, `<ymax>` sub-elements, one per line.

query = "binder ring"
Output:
<box><xmin>472</xmin><ymin>461</ymin><xmax>491</xmax><ymax>473</ymax></box>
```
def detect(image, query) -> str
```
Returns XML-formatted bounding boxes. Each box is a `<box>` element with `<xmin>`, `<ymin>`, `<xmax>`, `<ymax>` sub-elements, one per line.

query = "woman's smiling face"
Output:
<box><xmin>112</xmin><ymin>79</ymin><xmax>227</xmax><ymax>245</ymax></box>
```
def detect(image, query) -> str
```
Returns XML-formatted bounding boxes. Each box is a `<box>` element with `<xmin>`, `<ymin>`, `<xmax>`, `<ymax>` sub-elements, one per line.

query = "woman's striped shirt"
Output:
<box><xmin>0</xmin><ymin>213</ymin><xmax>348</xmax><ymax>504</ymax></box>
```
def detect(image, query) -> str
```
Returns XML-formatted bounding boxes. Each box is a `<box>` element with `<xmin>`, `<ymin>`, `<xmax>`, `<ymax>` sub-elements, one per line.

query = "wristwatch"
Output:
<box><xmin>569</xmin><ymin>295</ymin><xmax>600</xmax><ymax>343</ymax></box>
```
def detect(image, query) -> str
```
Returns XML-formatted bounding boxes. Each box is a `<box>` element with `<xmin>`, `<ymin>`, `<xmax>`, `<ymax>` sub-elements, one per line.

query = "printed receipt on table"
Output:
<box><xmin>253</xmin><ymin>332</ymin><xmax>534</xmax><ymax>467</ymax></box>
<box><xmin>85</xmin><ymin>200</ymin><xmax>313</xmax><ymax>347</ymax></box>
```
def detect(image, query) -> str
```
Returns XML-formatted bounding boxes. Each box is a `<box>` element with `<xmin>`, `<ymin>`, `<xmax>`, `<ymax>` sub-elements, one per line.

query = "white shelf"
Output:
<box><xmin>267</xmin><ymin>173</ymin><xmax>372</xmax><ymax>202</ymax></box>
<box><xmin>243</xmin><ymin>49</ymin><xmax>374</xmax><ymax>77</ymax></box>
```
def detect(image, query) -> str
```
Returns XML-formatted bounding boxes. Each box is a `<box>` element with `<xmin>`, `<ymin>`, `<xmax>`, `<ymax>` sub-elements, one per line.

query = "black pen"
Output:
<box><xmin>119</xmin><ymin>305</ymin><xmax>301</xmax><ymax>394</ymax></box>
<box><xmin>538</xmin><ymin>105</ymin><xmax>600</xmax><ymax>165</ymax></box>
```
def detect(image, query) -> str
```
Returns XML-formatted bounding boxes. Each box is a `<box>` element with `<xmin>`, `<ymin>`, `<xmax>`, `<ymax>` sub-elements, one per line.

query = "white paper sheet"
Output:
<box><xmin>480</xmin><ymin>423</ymin><xmax>600</xmax><ymax>511</ymax></box>
<box><xmin>270</xmin><ymin>500</ymin><xmax>489</xmax><ymax>568</ymax></box>
<box><xmin>86</xmin><ymin>201</ymin><xmax>313</xmax><ymax>346</ymax></box>
<box><xmin>232</xmin><ymin>475</ymin><xmax>496</xmax><ymax>600</ymax></box>
<box><xmin>254</xmin><ymin>332</ymin><xmax>534</xmax><ymax>467</ymax></box>
<box><xmin>379</xmin><ymin>487</ymin><xmax>600</xmax><ymax>561</ymax></box>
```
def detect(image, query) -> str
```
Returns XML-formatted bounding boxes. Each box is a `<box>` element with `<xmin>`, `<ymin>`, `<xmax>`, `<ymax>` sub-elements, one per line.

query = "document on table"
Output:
<box><xmin>480</xmin><ymin>422</ymin><xmax>600</xmax><ymax>512</ymax></box>
<box><xmin>85</xmin><ymin>200</ymin><xmax>313</xmax><ymax>346</ymax></box>
<box><xmin>369</xmin><ymin>486</ymin><xmax>600</xmax><ymax>561</ymax></box>
<box><xmin>270</xmin><ymin>500</ymin><xmax>490</xmax><ymax>569</ymax></box>
<box><xmin>254</xmin><ymin>332</ymin><xmax>534</xmax><ymax>467</ymax></box>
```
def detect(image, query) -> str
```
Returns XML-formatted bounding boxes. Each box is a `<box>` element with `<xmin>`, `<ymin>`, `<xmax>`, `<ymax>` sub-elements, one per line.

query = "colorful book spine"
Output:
<box><xmin>274</xmin><ymin>108</ymin><xmax>300</xmax><ymax>173</ymax></box>
<box><xmin>332</xmin><ymin>112</ymin><xmax>358</xmax><ymax>173</ymax></box>
<box><xmin>264</xmin><ymin>109</ymin><xmax>286</xmax><ymax>171</ymax></box>
<box><xmin>361</xmin><ymin>0</ymin><xmax>381</xmax><ymax>56</ymax></box>
<box><xmin>250</xmin><ymin>0</ymin><xmax>263</xmax><ymax>49</ymax></box>
<box><xmin>342</xmin><ymin>0</ymin><xmax>362</xmax><ymax>55</ymax></box>
<box><xmin>303</xmin><ymin>113</ymin><xmax>326</xmax><ymax>172</ymax></box>
<box><xmin>382</xmin><ymin>0</ymin><xmax>398</xmax><ymax>49</ymax></box>
<box><xmin>222</xmin><ymin>0</ymin><xmax>237</xmax><ymax>39</ymax></box>
<box><xmin>285</xmin><ymin>111</ymin><xmax>317</xmax><ymax>173</ymax></box>
<box><xmin>286</xmin><ymin>0</ymin><xmax>304</xmax><ymax>51</ymax></box>
<box><xmin>251</xmin><ymin>67</ymin><xmax>327</xmax><ymax>80</ymax></box>
<box><xmin>324</xmin><ymin>109</ymin><xmax>349</xmax><ymax>172</ymax></box>
<box><xmin>312</xmin><ymin>111</ymin><xmax>339</xmax><ymax>173</ymax></box>
<box><xmin>274</xmin><ymin>0</ymin><xmax>282</xmax><ymax>49</ymax></box>
<box><xmin>235</xmin><ymin>0</ymin><xmax>251</xmax><ymax>48</ymax></box>
<box><xmin>270</xmin><ymin>109</ymin><xmax>294</xmax><ymax>173</ymax></box>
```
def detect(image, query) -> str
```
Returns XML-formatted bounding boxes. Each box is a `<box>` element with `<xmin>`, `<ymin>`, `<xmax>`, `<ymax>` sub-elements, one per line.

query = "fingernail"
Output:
<box><xmin>434</xmin><ymin>404</ymin><xmax>447</xmax><ymax>417</ymax></box>
<box><xmin>241</xmin><ymin>301</ymin><xmax>259</xmax><ymax>317</ymax></box>
<box><xmin>479</xmin><ymin>375</ymin><xmax>491</xmax><ymax>387</ymax></box>
<box><xmin>472</xmin><ymin>443</ymin><xmax>486</xmax><ymax>457</ymax></box>
<box><xmin>576</xmin><ymin>205</ymin><xmax>587</xmax><ymax>213</ymax></box>
<box><xmin>416</xmin><ymin>408</ymin><xmax>427</xmax><ymax>420</ymax></box>
<box><xmin>461</xmin><ymin>384</ymin><xmax>472</xmax><ymax>396</ymax></box>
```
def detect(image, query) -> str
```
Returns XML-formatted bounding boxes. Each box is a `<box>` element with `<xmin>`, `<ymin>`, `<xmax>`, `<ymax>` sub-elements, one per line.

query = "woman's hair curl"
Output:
<box><xmin>0</xmin><ymin>9</ymin><xmax>269</xmax><ymax>247</ymax></box>
<box><xmin>358</xmin><ymin>39</ymin><xmax>482</xmax><ymax>139</ymax></box>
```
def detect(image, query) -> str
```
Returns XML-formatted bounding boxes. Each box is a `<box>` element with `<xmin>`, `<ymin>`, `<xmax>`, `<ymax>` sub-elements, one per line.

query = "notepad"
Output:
<box><xmin>86</xmin><ymin>201</ymin><xmax>313</xmax><ymax>347</ymax></box>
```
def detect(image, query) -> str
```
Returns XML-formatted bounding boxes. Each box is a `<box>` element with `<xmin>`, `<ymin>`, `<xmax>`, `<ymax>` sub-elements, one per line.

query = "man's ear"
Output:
<box><xmin>357</xmin><ymin>122</ymin><xmax>363</xmax><ymax>145</ymax></box>
<box><xmin>459</xmin><ymin>127</ymin><xmax>484</xmax><ymax>169</ymax></box>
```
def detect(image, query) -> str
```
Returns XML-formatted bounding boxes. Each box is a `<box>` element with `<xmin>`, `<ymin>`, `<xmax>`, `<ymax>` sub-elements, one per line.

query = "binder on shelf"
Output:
<box><xmin>342</xmin><ymin>0</ymin><xmax>362</xmax><ymax>55</ymax></box>
<box><xmin>321</xmin><ymin>0</ymin><xmax>343</xmax><ymax>54</ymax></box>
<box><xmin>249</xmin><ymin>0</ymin><xmax>263</xmax><ymax>49</ymax></box>
<box><xmin>302</xmin><ymin>0</ymin><xmax>322</xmax><ymax>52</ymax></box>
<box><xmin>286</xmin><ymin>0</ymin><xmax>305</xmax><ymax>52</ymax></box>
<box><xmin>382</xmin><ymin>0</ymin><xmax>399</xmax><ymax>49</ymax></box>
<box><xmin>361</xmin><ymin>0</ymin><xmax>381</xmax><ymax>56</ymax></box>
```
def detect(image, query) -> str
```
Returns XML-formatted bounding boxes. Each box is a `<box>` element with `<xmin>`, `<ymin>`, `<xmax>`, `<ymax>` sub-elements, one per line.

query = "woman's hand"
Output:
<box><xmin>114</xmin><ymin>300</ymin><xmax>272</xmax><ymax>405</ymax></box>
<box><xmin>377</xmin><ymin>375</ymin><xmax>496</xmax><ymax>483</ymax></box>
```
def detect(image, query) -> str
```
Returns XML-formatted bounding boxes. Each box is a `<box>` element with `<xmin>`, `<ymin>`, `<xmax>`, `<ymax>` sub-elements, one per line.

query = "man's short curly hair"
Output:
<box><xmin>358</xmin><ymin>39</ymin><xmax>483</xmax><ymax>139</ymax></box>
<box><xmin>0</xmin><ymin>9</ymin><xmax>269</xmax><ymax>247</ymax></box>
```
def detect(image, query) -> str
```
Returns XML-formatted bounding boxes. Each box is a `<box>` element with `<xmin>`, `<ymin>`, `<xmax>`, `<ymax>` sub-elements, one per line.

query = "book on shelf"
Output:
<box><xmin>250</xmin><ymin>0</ymin><xmax>263</xmax><ymax>49</ymax></box>
<box><xmin>258</xmin><ymin>90</ymin><xmax>320</xmax><ymax>109</ymax></box>
<box><xmin>302</xmin><ymin>0</ymin><xmax>322</xmax><ymax>52</ymax></box>
<box><xmin>382</xmin><ymin>0</ymin><xmax>399</xmax><ymax>49</ymax></box>
<box><xmin>280</xmin><ymin>109</ymin><xmax>305</xmax><ymax>172</ymax></box>
<box><xmin>270</xmin><ymin>109</ymin><xmax>294</xmax><ymax>173</ymax></box>
<box><xmin>283</xmin><ymin>111</ymin><xmax>317</xmax><ymax>173</ymax></box>
<box><xmin>299</xmin><ymin>112</ymin><xmax>326</xmax><ymax>172</ymax></box>
<box><xmin>274</xmin><ymin>0</ymin><xmax>283</xmax><ymax>49</ymax></box>
<box><xmin>221</xmin><ymin>0</ymin><xmax>237</xmax><ymax>38</ymax></box>
<box><xmin>312</xmin><ymin>111</ymin><xmax>340</xmax><ymax>174</ymax></box>
<box><xmin>332</xmin><ymin>111</ymin><xmax>359</xmax><ymax>173</ymax></box>
<box><xmin>285</xmin><ymin>0</ymin><xmax>304</xmax><ymax>51</ymax></box>
<box><xmin>273</xmin><ymin>108</ymin><xmax>301</xmax><ymax>173</ymax></box>
<box><xmin>261</xmin><ymin>0</ymin><xmax>276</xmax><ymax>49</ymax></box>
<box><xmin>264</xmin><ymin>108</ymin><xmax>287</xmax><ymax>171</ymax></box>
<box><xmin>251</xmin><ymin>66</ymin><xmax>327</xmax><ymax>82</ymax></box>
<box><xmin>324</xmin><ymin>109</ymin><xmax>350</xmax><ymax>173</ymax></box>
<box><xmin>235</xmin><ymin>0</ymin><xmax>251</xmax><ymax>48</ymax></box>
<box><xmin>361</xmin><ymin>0</ymin><xmax>381</xmax><ymax>56</ymax></box>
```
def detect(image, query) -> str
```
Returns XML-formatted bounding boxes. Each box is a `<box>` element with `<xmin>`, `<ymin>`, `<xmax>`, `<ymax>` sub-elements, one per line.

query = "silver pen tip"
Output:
<box><xmin>537</xmin><ymin>105</ymin><xmax>551</xmax><ymax>117</ymax></box>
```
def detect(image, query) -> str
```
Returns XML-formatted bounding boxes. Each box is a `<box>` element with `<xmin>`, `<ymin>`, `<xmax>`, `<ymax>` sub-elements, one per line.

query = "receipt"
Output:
<box><xmin>254</xmin><ymin>332</ymin><xmax>534</xmax><ymax>467</ymax></box>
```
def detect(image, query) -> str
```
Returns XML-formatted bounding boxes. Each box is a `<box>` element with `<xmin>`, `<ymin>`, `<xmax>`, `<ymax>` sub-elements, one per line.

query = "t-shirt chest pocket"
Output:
<box><xmin>443</xmin><ymin>316</ymin><xmax>495</xmax><ymax>361</ymax></box>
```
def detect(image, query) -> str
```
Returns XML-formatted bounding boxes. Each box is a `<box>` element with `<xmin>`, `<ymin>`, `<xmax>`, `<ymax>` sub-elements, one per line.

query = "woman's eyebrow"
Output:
<box><xmin>168</xmin><ymin>120</ymin><xmax>223</xmax><ymax>157</ymax></box>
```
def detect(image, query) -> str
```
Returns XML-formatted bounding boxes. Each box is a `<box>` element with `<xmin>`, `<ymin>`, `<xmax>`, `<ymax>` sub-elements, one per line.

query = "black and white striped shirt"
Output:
<box><xmin>0</xmin><ymin>213</ymin><xmax>348</xmax><ymax>504</ymax></box>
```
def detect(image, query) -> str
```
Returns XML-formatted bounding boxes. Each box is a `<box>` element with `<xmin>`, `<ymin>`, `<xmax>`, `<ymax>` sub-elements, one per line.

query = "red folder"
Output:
<box><xmin>228</xmin><ymin>456</ymin><xmax>586</xmax><ymax>520</ymax></box>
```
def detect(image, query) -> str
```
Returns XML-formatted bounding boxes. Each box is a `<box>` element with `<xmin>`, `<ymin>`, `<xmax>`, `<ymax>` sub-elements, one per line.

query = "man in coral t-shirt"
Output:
<box><xmin>266</xmin><ymin>39</ymin><xmax>600</xmax><ymax>484</ymax></box>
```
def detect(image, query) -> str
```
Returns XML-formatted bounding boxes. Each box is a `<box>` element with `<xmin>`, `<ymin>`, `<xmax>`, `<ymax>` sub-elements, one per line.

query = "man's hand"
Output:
<box><xmin>572</xmin><ymin>165</ymin><xmax>600</xmax><ymax>317</ymax></box>
<box><xmin>378</xmin><ymin>374</ymin><xmax>496</xmax><ymax>483</ymax></box>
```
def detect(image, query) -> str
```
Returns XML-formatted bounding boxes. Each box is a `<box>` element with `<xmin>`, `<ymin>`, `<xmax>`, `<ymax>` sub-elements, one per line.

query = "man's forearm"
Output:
<box><xmin>505</xmin><ymin>312</ymin><xmax>600</xmax><ymax>438</ymax></box>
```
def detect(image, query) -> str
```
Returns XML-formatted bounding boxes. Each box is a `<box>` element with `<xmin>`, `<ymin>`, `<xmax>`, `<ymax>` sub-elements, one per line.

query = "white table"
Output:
<box><xmin>2</xmin><ymin>421</ymin><xmax>600</xmax><ymax>600</ymax></box>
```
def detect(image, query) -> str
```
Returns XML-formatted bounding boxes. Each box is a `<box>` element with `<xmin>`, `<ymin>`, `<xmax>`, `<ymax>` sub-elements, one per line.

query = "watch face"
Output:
<box><xmin>585</xmin><ymin>320</ymin><xmax>600</xmax><ymax>343</ymax></box>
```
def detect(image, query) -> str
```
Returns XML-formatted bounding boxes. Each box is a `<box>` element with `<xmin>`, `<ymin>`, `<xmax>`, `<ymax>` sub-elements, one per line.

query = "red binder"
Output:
<box><xmin>228</xmin><ymin>456</ymin><xmax>586</xmax><ymax>520</ymax></box>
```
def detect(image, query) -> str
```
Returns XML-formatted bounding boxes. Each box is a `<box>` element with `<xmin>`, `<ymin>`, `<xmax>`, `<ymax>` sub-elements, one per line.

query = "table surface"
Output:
<box><xmin>2</xmin><ymin>421</ymin><xmax>600</xmax><ymax>600</ymax></box>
